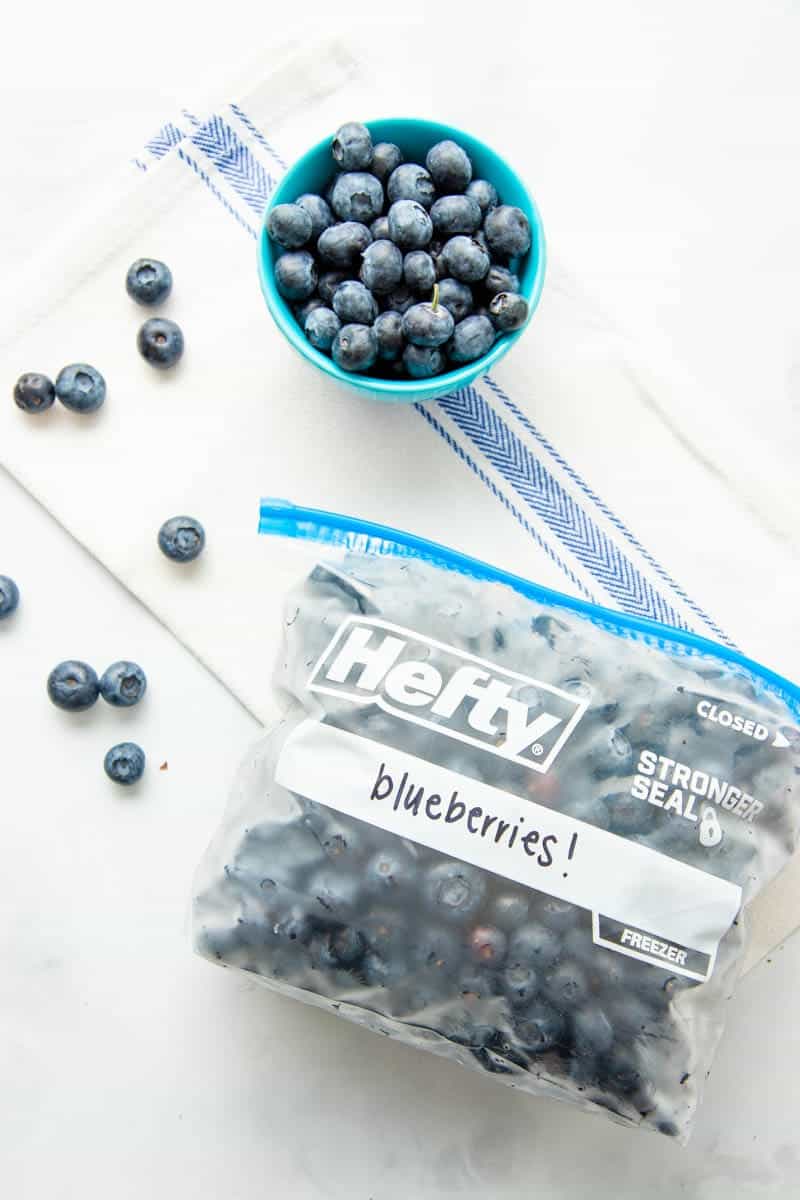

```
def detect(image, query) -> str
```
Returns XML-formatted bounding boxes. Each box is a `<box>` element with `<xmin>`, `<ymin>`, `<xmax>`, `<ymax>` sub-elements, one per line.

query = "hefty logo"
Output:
<box><xmin>307</xmin><ymin>617</ymin><xmax>588</xmax><ymax>773</ymax></box>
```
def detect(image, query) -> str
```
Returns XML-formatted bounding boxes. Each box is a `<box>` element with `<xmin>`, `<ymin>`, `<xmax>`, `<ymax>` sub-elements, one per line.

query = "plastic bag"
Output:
<box><xmin>193</xmin><ymin>500</ymin><xmax>800</xmax><ymax>1141</ymax></box>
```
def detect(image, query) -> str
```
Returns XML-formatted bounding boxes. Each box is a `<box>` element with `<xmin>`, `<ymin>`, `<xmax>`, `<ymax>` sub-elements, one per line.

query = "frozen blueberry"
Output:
<box><xmin>361</xmin><ymin>908</ymin><xmax>408</xmax><ymax>956</ymax></box>
<box><xmin>373</xmin><ymin>310</ymin><xmax>404</xmax><ymax>361</ymax></box>
<box><xmin>99</xmin><ymin>660</ymin><xmax>147</xmax><ymax>707</ymax></box>
<box><xmin>332</xmin><ymin>323</ymin><xmax>378</xmax><ymax>373</ymax></box>
<box><xmin>365</xmin><ymin>846</ymin><xmax>417</xmax><ymax>895</ymax></box>
<box><xmin>403</xmin><ymin>298</ymin><xmax>455</xmax><ymax>347</ymax></box>
<box><xmin>158</xmin><ymin>515</ymin><xmax>205</xmax><ymax>562</ymax></box>
<box><xmin>317</xmin><ymin>221</ymin><xmax>372</xmax><ymax>267</ymax></box>
<box><xmin>331</xmin><ymin>172</ymin><xmax>384</xmax><ymax>224</ymax></box>
<box><xmin>441</xmin><ymin>236</ymin><xmax>490</xmax><ymax>283</ymax></box>
<box><xmin>403</xmin><ymin>344</ymin><xmax>446</xmax><ymax>378</ymax></box>
<box><xmin>104</xmin><ymin>741</ymin><xmax>145</xmax><ymax>786</ymax></box>
<box><xmin>382</xmin><ymin>283</ymin><xmax>415</xmax><ymax>314</ymax></box>
<box><xmin>403</xmin><ymin>250</ymin><xmax>436</xmax><ymax>294</ymax></box>
<box><xmin>387</xmin><ymin>200</ymin><xmax>433</xmax><ymax>250</ymax></box>
<box><xmin>483</xmin><ymin>265</ymin><xmax>520</xmax><ymax>298</ymax></box>
<box><xmin>307</xmin><ymin>867</ymin><xmax>361</xmax><ymax>923</ymax></box>
<box><xmin>437</xmin><ymin>277</ymin><xmax>474</xmax><ymax>322</ymax></box>
<box><xmin>370</xmin><ymin>215</ymin><xmax>391</xmax><ymax>241</ymax></box>
<box><xmin>484</xmin><ymin>205</ymin><xmax>532</xmax><ymax>260</ymax></box>
<box><xmin>602</xmin><ymin>790</ymin><xmax>657</xmax><ymax>836</ymax></box>
<box><xmin>411</xmin><ymin>925</ymin><xmax>462</xmax><ymax>974</ymax></box>
<box><xmin>55</xmin><ymin>363</ymin><xmax>106</xmax><ymax>413</ymax></box>
<box><xmin>465</xmin><ymin>178</ymin><xmax>499</xmax><ymax>215</ymax></box>
<box><xmin>459</xmin><ymin>967</ymin><xmax>500</xmax><ymax>1000</ymax></box>
<box><xmin>267</xmin><ymin>203</ymin><xmax>313</xmax><ymax>249</ymax></box>
<box><xmin>318</xmin><ymin>269</ymin><xmax>353</xmax><ymax>305</ymax></box>
<box><xmin>332</xmin><ymin>280</ymin><xmax>378</xmax><ymax>324</ymax></box>
<box><xmin>274</xmin><ymin>904</ymin><xmax>315</xmax><ymax>945</ymax></box>
<box><xmin>273</xmin><ymin>251</ymin><xmax>318</xmax><ymax>302</ymax></box>
<box><xmin>490</xmin><ymin>893</ymin><xmax>530</xmax><ymax>931</ymax></box>
<box><xmin>507</xmin><ymin>922</ymin><xmax>561</xmax><ymax>970</ymax></box>
<box><xmin>325</xmin><ymin>925</ymin><xmax>367</xmax><ymax>966</ymax></box>
<box><xmin>545</xmin><ymin>961</ymin><xmax>589</xmax><ymax>1011</ymax></box>
<box><xmin>47</xmin><ymin>660</ymin><xmax>99</xmax><ymax>711</ymax></box>
<box><xmin>14</xmin><ymin>372</ymin><xmax>55</xmax><ymax>413</ymax></box>
<box><xmin>305</xmin><ymin>306</ymin><xmax>341</xmax><ymax>353</ymax></box>
<box><xmin>590</xmin><ymin>728</ymin><xmax>633</xmax><ymax>779</ymax></box>
<box><xmin>426</xmin><ymin>140</ymin><xmax>472</xmax><ymax>193</ymax></box>
<box><xmin>571</xmin><ymin>1005</ymin><xmax>614</xmax><ymax>1057</ymax></box>
<box><xmin>431</xmin><ymin>195</ymin><xmax>482</xmax><ymax>236</ymax></box>
<box><xmin>489</xmin><ymin>292</ymin><xmax>529</xmax><ymax>332</ymax></box>
<box><xmin>514</xmin><ymin>1001</ymin><xmax>565</xmax><ymax>1054</ymax></box>
<box><xmin>295</xmin><ymin>296</ymin><xmax>326</xmax><ymax>325</ymax></box>
<box><xmin>468</xmin><ymin>923</ymin><xmax>507</xmax><ymax>967</ymax></box>
<box><xmin>387</xmin><ymin>163</ymin><xmax>436</xmax><ymax>208</ymax></box>
<box><xmin>0</xmin><ymin>575</ymin><xmax>19</xmax><ymax>619</ymax></box>
<box><xmin>424</xmin><ymin>860</ymin><xmax>486</xmax><ymax>923</ymax></box>
<box><xmin>447</xmin><ymin>314</ymin><xmax>495</xmax><ymax>363</ymax></box>
<box><xmin>600</xmin><ymin>1046</ymin><xmax>647</xmax><ymax>1098</ymax></box>
<box><xmin>360</xmin><ymin>239</ymin><xmax>403</xmax><ymax>293</ymax></box>
<box><xmin>537</xmin><ymin>896</ymin><xmax>578</xmax><ymax>933</ymax></box>
<box><xmin>125</xmin><ymin>257</ymin><xmax>173</xmax><ymax>306</ymax></box>
<box><xmin>332</xmin><ymin>121</ymin><xmax>373</xmax><ymax>170</ymax></box>
<box><xmin>371</xmin><ymin>141</ymin><xmax>403</xmax><ymax>183</ymax></box>
<box><xmin>502</xmin><ymin>963</ymin><xmax>539</xmax><ymax>1007</ymax></box>
<box><xmin>295</xmin><ymin>193</ymin><xmax>334</xmax><ymax>239</ymax></box>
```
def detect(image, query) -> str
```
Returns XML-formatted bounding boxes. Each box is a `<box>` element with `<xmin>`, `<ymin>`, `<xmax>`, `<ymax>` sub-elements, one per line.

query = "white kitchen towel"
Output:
<box><xmin>1</xmin><ymin>37</ymin><xmax>797</xmax><ymax>970</ymax></box>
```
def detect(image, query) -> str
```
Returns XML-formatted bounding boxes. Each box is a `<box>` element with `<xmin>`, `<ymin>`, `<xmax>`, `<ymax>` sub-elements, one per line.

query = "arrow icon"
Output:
<box><xmin>773</xmin><ymin>730</ymin><xmax>791</xmax><ymax>749</ymax></box>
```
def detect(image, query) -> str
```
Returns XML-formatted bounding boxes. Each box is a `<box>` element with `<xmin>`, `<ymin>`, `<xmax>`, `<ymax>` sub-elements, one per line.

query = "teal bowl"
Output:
<box><xmin>258</xmin><ymin>118</ymin><xmax>546</xmax><ymax>404</ymax></box>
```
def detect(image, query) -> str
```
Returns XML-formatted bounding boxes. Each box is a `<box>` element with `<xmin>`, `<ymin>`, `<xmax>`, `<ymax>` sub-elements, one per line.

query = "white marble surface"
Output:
<box><xmin>2</xmin><ymin>4</ymin><xmax>800</xmax><ymax>1196</ymax></box>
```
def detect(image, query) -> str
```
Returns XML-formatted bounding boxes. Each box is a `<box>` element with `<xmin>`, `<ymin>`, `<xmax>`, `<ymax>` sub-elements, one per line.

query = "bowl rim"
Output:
<box><xmin>257</xmin><ymin>117</ymin><xmax>546</xmax><ymax>398</ymax></box>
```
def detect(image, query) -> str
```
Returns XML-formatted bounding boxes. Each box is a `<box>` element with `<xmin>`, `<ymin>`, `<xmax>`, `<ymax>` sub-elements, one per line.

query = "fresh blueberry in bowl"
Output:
<box><xmin>483</xmin><ymin>264</ymin><xmax>520</xmax><ymax>298</ymax></box>
<box><xmin>484</xmin><ymin>205</ymin><xmax>532</xmax><ymax>260</ymax></box>
<box><xmin>402</xmin><ymin>294</ymin><xmax>455</xmax><ymax>347</ymax></box>
<box><xmin>387</xmin><ymin>200</ymin><xmax>433</xmax><ymax>250</ymax></box>
<box><xmin>47</xmin><ymin>660</ymin><xmax>99</xmax><ymax>711</ymax></box>
<box><xmin>370</xmin><ymin>215</ymin><xmax>391</xmax><ymax>241</ymax></box>
<box><xmin>14</xmin><ymin>372</ymin><xmax>55</xmax><ymax>414</ymax></box>
<box><xmin>305</xmin><ymin>307</ymin><xmax>341</xmax><ymax>353</ymax></box>
<box><xmin>267</xmin><ymin>203</ymin><xmax>313</xmax><ymax>249</ymax></box>
<box><xmin>403</xmin><ymin>344</ymin><xmax>445</xmax><ymax>378</ymax></box>
<box><xmin>403</xmin><ymin>250</ymin><xmax>436</xmax><ymax>294</ymax></box>
<box><xmin>332</xmin><ymin>324</ymin><xmax>378</xmax><ymax>373</ymax></box>
<box><xmin>447</xmin><ymin>314</ymin><xmax>495</xmax><ymax>363</ymax></box>
<box><xmin>441</xmin><ymin>236</ymin><xmax>490</xmax><ymax>283</ymax></box>
<box><xmin>332</xmin><ymin>280</ymin><xmax>378</xmax><ymax>325</ymax></box>
<box><xmin>387</xmin><ymin>163</ymin><xmax>436</xmax><ymax>208</ymax></box>
<box><xmin>374</xmin><ymin>311</ymin><xmax>405</xmax><ymax>361</ymax></box>
<box><xmin>158</xmin><ymin>515</ymin><xmax>205</xmax><ymax>563</ymax></box>
<box><xmin>55</xmin><ymin>363</ymin><xmax>106</xmax><ymax>413</ymax></box>
<box><xmin>317</xmin><ymin>222</ymin><xmax>372</xmax><ymax>267</ymax></box>
<box><xmin>331</xmin><ymin>122</ymin><xmax>373</xmax><ymax>170</ymax></box>
<box><xmin>99</xmin><ymin>661</ymin><xmax>147</xmax><ymax>707</ymax></box>
<box><xmin>0</xmin><ymin>575</ymin><xmax>20</xmax><ymax>619</ymax></box>
<box><xmin>273</xmin><ymin>253</ymin><xmax>318</xmax><ymax>302</ymax></box>
<box><xmin>489</xmin><ymin>291</ymin><xmax>529</xmax><ymax>332</ymax></box>
<box><xmin>295</xmin><ymin>193</ymin><xmax>334</xmax><ymax>239</ymax></box>
<box><xmin>426</xmin><ymin>140</ymin><xmax>472</xmax><ymax>193</ymax></box>
<box><xmin>360</xmin><ymin>240</ymin><xmax>404</xmax><ymax>293</ymax></box>
<box><xmin>137</xmin><ymin>318</ymin><xmax>184</xmax><ymax>368</ymax></box>
<box><xmin>104</xmin><ymin>742</ymin><xmax>146</xmax><ymax>786</ymax></box>
<box><xmin>331</xmin><ymin>172</ymin><xmax>384</xmax><ymax>224</ymax></box>
<box><xmin>436</xmin><ymin>278</ymin><xmax>473</xmax><ymax>322</ymax></box>
<box><xmin>125</xmin><ymin>258</ymin><xmax>173</xmax><ymax>305</ymax></box>
<box><xmin>371</xmin><ymin>141</ymin><xmax>403</xmax><ymax>183</ymax></box>
<box><xmin>430</xmin><ymin>194</ymin><xmax>482</xmax><ymax>236</ymax></box>
<box><xmin>465</xmin><ymin>178</ymin><xmax>499</xmax><ymax>215</ymax></box>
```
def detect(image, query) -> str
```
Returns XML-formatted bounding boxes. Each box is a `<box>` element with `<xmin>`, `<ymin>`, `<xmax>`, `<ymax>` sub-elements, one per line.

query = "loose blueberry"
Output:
<box><xmin>14</xmin><ymin>372</ymin><xmax>55</xmax><ymax>413</ymax></box>
<box><xmin>331</xmin><ymin>122</ymin><xmax>373</xmax><ymax>171</ymax></box>
<box><xmin>483</xmin><ymin>264</ymin><xmax>520</xmax><ymax>298</ymax></box>
<box><xmin>370</xmin><ymin>215</ymin><xmax>391</xmax><ymax>241</ymax></box>
<box><xmin>424</xmin><ymin>861</ymin><xmax>486</xmax><ymax>923</ymax></box>
<box><xmin>317</xmin><ymin>222</ymin><xmax>372</xmax><ymax>267</ymax></box>
<box><xmin>55</xmin><ymin>363</ymin><xmax>106</xmax><ymax>413</ymax></box>
<box><xmin>402</xmin><ymin>297</ymin><xmax>455</xmax><ymax>347</ymax></box>
<box><xmin>468</xmin><ymin>923</ymin><xmax>507</xmax><ymax>967</ymax></box>
<box><xmin>441</xmin><ymin>236</ymin><xmax>490</xmax><ymax>283</ymax></box>
<box><xmin>403</xmin><ymin>250</ymin><xmax>436</xmax><ymax>295</ymax></box>
<box><xmin>294</xmin><ymin>296</ymin><xmax>326</xmax><ymax>325</ymax></box>
<box><xmin>465</xmin><ymin>178</ymin><xmax>499</xmax><ymax>215</ymax></box>
<box><xmin>125</xmin><ymin>257</ymin><xmax>173</xmax><ymax>305</ymax></box>
<box><xmin>332</xmin><ymin>280</ymin><xmax>378</xmax><ymax>325</ymax></box>
<box><xmin>0</xmin><ymin>575</ymin><xmax>20</xmax><ymax>619</ymax></box>
<box><xmin>373</xmin><ymin>311</ymin><xmax>404</xmax><ymax>361</ymax></box>
<box><xmin>331</xmin><ymin>172</ymin><xmax>384</xmax><ymax>224</ymax></box>
<box><xmin>332</xmin><ymin>324</ymin><xmax>378</xmax><ymax>373</ymax></box>
<box><xmin>402</xmin><ymin>344</ymin><xmax>446</xmax><ymax>378</ymax></box>
<box><xmin>484</xmin><ymin>205</ymin><xmax>532</xmax><ymax>259</ymax></box>
<box><xmin>387</xmin><ymin>163</ymin><xmax>436</xmax><ymax>208</ymax></box>
<box><xmin>99</xmin><ymin>660</ymin><xmax>147</xmax><ymax>707</ymax></box>
<box><xmin>447</xmin><ymin>314</ymin><xmax>495</xmax><ymax>363</ymax></box>
<box><xmin>158</xmin><ymin>515</ymin><xmax>205</xmax><ymax>563</ymax></box>
<box><xmin>318</xmin><ymin>269</ymin><xmax>353</xmax><ymax>305</ymax></box>
<box><xmin>267</xmin><ymin>203</ymin><xmax>313</xmax><ymax>249</ymax></box>
<box><xmin>426</xmin><ymin>140</ymin><xmax>472</xmax><ymax>193</ymax></box>
<box><xmin>437</xmin><ymin>277</ymin><xmax>474</xmax><ymax>322</ymax></box>
<box><xmin>430</xmin><ymin>194</ymin><xmax>482</xmax><ymax>236</ymax></box>
<box><xmin>360</xmin><ymin>239</ymin><xmax>404</xmax><ymax>294</ymax></box>
<box><xmin>273</xmin><ymin>251</ymin><xmax>318</xmax><ymax>301</ymax></box>
<box><xmin>295</xmin><ymin>193</ymin><xmax>334</xmax><ymax>239</ymax></box>
<box><xmin>305</xmin><ymin>306</ymin><xmax>341</xmax><ymax>353</ymax></box>
<box><xmin>47</xmin><ymin>660</ymin><xmax>99</xmax><ymax>711</ymax></box>
<box><xmin>381</xmin><ymin>284</ymin><xmax>415</xmax><ymax>314</ymax></box>
<box><xmin>104</xmin><ymin>742</ymin><xmax>146</xmax><ymax>786</ymax></box>
<box><xmin>489</xmin><ymin>291</ymin><xmax>529</xmax><ymax>332</ymax></box>
<box><xmin>370</xmin><ymin>141</ymin><xmax>403</xmax><ymax>183</ymax></box>
<box><xmin>387</xmin><ymin>200</ymin><xmax>433</xmax><ymax>250</ymax></box>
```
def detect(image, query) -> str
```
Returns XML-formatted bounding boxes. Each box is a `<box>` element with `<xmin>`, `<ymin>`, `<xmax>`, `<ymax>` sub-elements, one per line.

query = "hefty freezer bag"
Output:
<box><xmin>193</xmin><ymin>500</ymin><xmax>800</xmax><ymax>1140</ymax></box>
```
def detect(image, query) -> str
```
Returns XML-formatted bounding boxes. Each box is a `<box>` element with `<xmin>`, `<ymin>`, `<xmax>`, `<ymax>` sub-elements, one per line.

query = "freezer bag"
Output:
<box><xmin>193</xmin><ymin>500</ymin><xmax>800</xmax><ymax>1140</ymax></box>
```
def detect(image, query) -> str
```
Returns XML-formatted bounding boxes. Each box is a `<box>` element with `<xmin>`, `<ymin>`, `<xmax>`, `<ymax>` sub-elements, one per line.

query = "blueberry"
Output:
<box><xmin>567</xmin><ymin>794</ymin><xmax>611</xmax><ymax>831</ymax></box>
<box><xmin>360</xmin><ymin>239</ymin><xmax>403</xmax><ymax>293</ymax></box>
<box><xmin>403</xmin><ymin>250</ymin><xmax>436</xmax><ymax>294</ymax></box>
<box><xmin>325</xmin><ymin>925</ymin><xmax>367</xmax><ymax>966</ymax></box>
<box><xmin>370</xmin><ymin>215</ymin><xmax>391</xmax><ymax>241</ymax></box>
<box><xmin>317</xmin><ymin>222</ymin><xmax>372</xmax><ymax>267</ymax></box>
<box><xmin>373</xmin><ymin>310</ymin><xmax>404</xmax><ymax>361</ymax></box>
<box><xmin>318</xmin><ymin>269</ymin><xmax>353</xmax><ymax>305</ymax></box>
<box><xmin>274</xmin><ymin>904</ymin><xmax>315</xmax><ymax>945</ymax></box>
<box><xmin>602</xmin><ymin>790</ymin><xmax>657</xmax><ymax>836</ymax></box>
<box><xmin>467</xmin><ymin>923</ymin><xmax>507</xmax><ymax>967</ymax></box>
<box><xmin>441</xmin><ymin>236</ymin><xmax>490</xmax><ymax>283</ymax></box>
<box><xmin>332</xmin><ymin>280</ymin><xmax>378</xmax><ymax>325</ymax></box>
<box><xmin>331</xmin><ymin>172</ymin><xmax>384</xmax><ymax>224</ymax></box>
<box><xmin>125</xmin><ymin>257</ymin><xmax>173</xmax><ymax>306</ymax></box>
<box><xmin>402</xmin><ymin>344</ymin><xmax>446</xmax><ymax>378</ymax></box>
<box><xmin>545</xmin><ymin>961</ymin><xmax>589</xmax><ymax>1011</ymax></box>
<box><xmin>14</xmin><ymin>372</ymin><xmax>55</xmax><ymax>414</ymax></box>
<box><xmin>295</xmin><ymin>192</ymin><xmax>334</xmax><ymax>239</ymax></box>
<box><xmin>0</xmin><ymin>575</ymin><xmax>20</xmax><ymax>619</ymax></box>
<box><xmin>332</xmin><ymin>323</ymin><xmax>378</xmax><ymax>372</ymax></box>
<box><xmin>490</xmin><ymin>893</ymin><xmax>530</xmax><ymax>931</ymax></box>
<box><xmin>359</xmin><ymin>951</ymin><xmax>404</xmax><ymax>988</ymax></box>
<box><xmin>104</xmin><ymin>741</ymin><xmax>145</xmax><ymax>786</ymax></box>
<box><xmin>484</xmin><ymin>205</ymin><xmax>532</xmax><ymax>259</ymax></box>
<box><xmin>381</xmin><ymin>284</ymin><xmax>415</xmax><ymax>314</ymax></box>
<box><xmin>158</xmin><ymin>515</ymin><xmax>205</xmax><ymax>562</ymax></box>
<box><xmin>429</xmin><ymin>239</ymin><xmax>448</xmax><ymax>280</ymax></box>
<box><xmin>331</xmin><ymin>122</ymin><xmax>373</xmax><ymax>170</ymax></box>
<box><xmin>402</xmin><ymin>299</ymin><xmax>454</xmax><ymax>347</ymax></box>
<box><xmin>507</xmin><ymin>921</ymin><xmax>560</xmax><ymax>970</ymax></box>
<box><xmin>267</xmin><ymin>203</ymin><xmax>313</xmax><ymax>249</ymax></box>
<box><xmin>514</xmin><ymin>1001</ymin><xmax>565</xmax><ymax>1054</ymax></box>
<box><xmin>489</xmin><ymin>291</ymin><xmax>529</xmax><ymax>332</ymax></box>
<box><xmin>387</xmin><ymin>200</ymin><xmax>433</xmax><ymax>250</ymax></box>
<box><xmin>55</xmin><ymin>363</ymin><xmax>106</xmax><ymax>413</ymax></box>
<box><xmin>483</xmin><ymin>265</ymin><xmax>520</xmax><ymax>298</ymax></box>
<box><xmin>600</xmin><ymin>1046</ymin><xmax>646</xmax><ymax>1098</ymax></box>
<box><xmin>459</xmin><ymin>967</ymin><xmax>499</xmax><ymax>999</ymax></box>
<box><xmin>424</xmin><ymin>860</ymin><xmax>486</xmax><ymax>923</ymax></box>
<box><xmin>99</xmin><ymin>660</ymin><xmax>147</xmax><ymax>707</ymax></box>
<box><xmin>437</xmin><ymin>277</ymin><xmax>474</xmax><ymax>322</ymax></box>
<box><xmin>273</xmin><ymin>251</ymin><xmax>318</xmax><ymax>301</ymax></box>
<box><xmin>502</xmin><ymin>963</ymin><xmax>539</xmax><ymax>1008</ymax></box>
<box><xmin>447</xmin><ymin>314</ymin><xmax>495</xmax><ymax>363</ymax></box>
<box><xmin>387</xmin><ymin>163</ymin><xmax>436</xmax><ymax>208</ymax></box>
<box><xmin>465</xmin><ymin>179</ymin><xmax>499</xmax><ymax>215</ymax></box>
<box><xmin>590</xmin><ymin>728</ymin><xmax>633</xmax><ymax>779</ymax></box>
<box><xmin>136</xmin><ymin>316</ymin><xmax>183</xmax><ymax>372</ymax></box>
<box><xmin>361</xmin><ymin>908</ymin><xmax>408</xmax><ymax>956</ymax></box>
<box><xmin>426</xmin><ymin>140</ymin><xmax>472</xmax><ymax>193</ymax></box>
<box><xmin>294</xmin><ymin>296</ymin><xmax>326</xmax><ymax>325</ymax></box>
<box><xmin>305</xmin><ymin>306</ymin><xmax>341</xmax><ymax>352</ymax></box>
<box><xmin>371</xmin><ymin>141</ymin><xmax>403</xmax><ymax>183</ymax></box>
<box><xmin>431</xmin><ymin>195</ymin><xmax>482</xmax><ymax>236</ymax></box>
<box><xmin>410</xmin><ymin>925</ymin><xmax>462</xmax><ymax>974</ymax></box>
<box><xmin>571</xmin><ymin>1005</ymin><xmax>614</xmax><ymax>1057</ymax></box>
<box><xmin>47</xmin><ymin>660</ymin><xmax>99</xmax><ymax>711</ymax></box>
<box><xmin>307</xmin><ymin>868</ymin><xmax>361</xmax><ymax>923</ymax></box>
<box><xmin>365</xmin><ymin>845</ymin><xmax>417</xmax><ymax>895</ymax></box>
<box><xmin>537</xmin><ymin>896</ymin><xmax>578</xmax><ymax>933</ymax></box>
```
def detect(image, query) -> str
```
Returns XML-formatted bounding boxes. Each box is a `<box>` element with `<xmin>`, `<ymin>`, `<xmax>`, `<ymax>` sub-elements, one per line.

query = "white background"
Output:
<box><xmin>2</xmin><ymin>3</ymin><xmax>800</xmax><ymax>1196</ymax></box>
